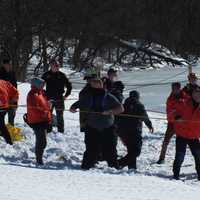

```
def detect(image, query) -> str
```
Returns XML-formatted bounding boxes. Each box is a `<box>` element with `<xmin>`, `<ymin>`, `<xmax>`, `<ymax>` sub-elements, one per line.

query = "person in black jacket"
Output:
<box><xmin>117</xmin><ymin>90</ymin><xmax>154</xmax><ymax>170</ymax></box>
<box><xmin>76</xmin><ymin>71</ymin><xmax>97</xmax><ymax>132</ymax></box>
<box><xmin>42</xmin><ymin>59</ymin><xmax>72</xmax><ymax>133</ymax></box>
<box><xmin>0</xmin><ymin>59</ymin><xmax>17</xmax><ymax>125</ymax></box>
<box><xmin>70</xmin><ymin>78</ymin><xmax>124</xmax><ymax>170</ymax></box>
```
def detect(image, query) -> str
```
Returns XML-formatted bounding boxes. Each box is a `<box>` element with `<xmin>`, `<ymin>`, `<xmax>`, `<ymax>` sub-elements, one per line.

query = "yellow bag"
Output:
<box><xmin>6</xmin><ymin>124</ymin><xmax>23</xmax><ymax>142</ymax></box>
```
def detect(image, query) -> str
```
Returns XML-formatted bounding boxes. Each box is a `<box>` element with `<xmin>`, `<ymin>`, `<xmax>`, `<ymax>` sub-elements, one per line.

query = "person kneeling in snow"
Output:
<box><xmin>70</xmin><ymin>78</ymin><xmax>124</xmax><ymax>170</ymax></box>
<box><xmin>173</xmin><ymin>86</ymin><xmax>200</xmax><ymax>180</ymax></box>
<box><xmin>0</xmin><ymin>80</ymin><xmax>18</xmax><ymax>145</ymax></box>
<box><xmin>117</xmin><ymin>90</ymin><xmax>154</xmax><ymax>170</ymax></box>
<box><xmin>26</xmin><ymin>78</ymin><xmax>52</xmax><ymax>165</ymax></box>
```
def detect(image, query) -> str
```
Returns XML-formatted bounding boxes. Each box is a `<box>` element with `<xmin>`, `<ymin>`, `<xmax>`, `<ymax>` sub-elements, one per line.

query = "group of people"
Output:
<box><xmin>1</xmin><ymin>58</ymin><xmax>200</xmax><ymax>180</ymax></box>
<box><xmin>70</xmin><ymin>68</ymin><xmax>153</xmax><ymax>170</ymax></box>
<box><xmin>157</xmin><ymin>72</ymin><xmax>200</xmax><ymax>180</ymax></box>
<box><xmin>0</xmin><ymin>59</ymin><xmax>72</xmax><ymax>165</ymax></box>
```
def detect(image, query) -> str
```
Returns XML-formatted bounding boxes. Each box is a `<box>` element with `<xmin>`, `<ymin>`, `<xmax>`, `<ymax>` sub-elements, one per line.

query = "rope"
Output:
<box><xmin>2</xmin><ymin>103</ymin><xmax>200</xmax><ymax>123</ymax></box>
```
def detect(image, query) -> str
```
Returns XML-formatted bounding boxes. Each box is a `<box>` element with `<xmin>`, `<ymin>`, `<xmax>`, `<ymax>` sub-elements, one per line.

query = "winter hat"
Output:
<box><xmin>83</xmin><ymin>68</ymin><xmax>98</xmax><ymax>80</ymax></box>
<box><xmin>31</xmin><ymin>77</ymin><xmax>45</xmax><ymax>89</ymax></box>
<box><xmin>107</xmin><ymin>68</ymin><xmax>117</xmax><ymax>76</ymax></box>
<box><xmin>129</xmin><ymin>90</ymin><xmax>140</xmax><ymax>99</ymax></box>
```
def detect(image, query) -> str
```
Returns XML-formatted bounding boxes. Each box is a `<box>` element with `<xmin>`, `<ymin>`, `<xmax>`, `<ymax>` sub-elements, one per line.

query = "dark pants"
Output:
<box><xmin>118</xmin><ymin>133</ymin><xmax>142</xmax><ymax>169</ymax></box>
<box><xmin>7</xmin><ymin>108</ymin><xmax>16</xmax><ymax>126</ymax></box>
<box><xmin>0</xmin><ymin>111</ymin><xmax>13</xmax><ymax>145</ymax></box>
<box><xmin>158</xmin><ymin>123</ymin><xmax>174</xmax><ymax>161</ymax></box>
<box><xmin>82</xmin><ymin>126</ymin><xmax>118</xmax><ymax>169</ymax></box>
<box><xmin>173</xmin><ymin>136</ymin><xmax>200</xmax><ymax>179</ymax></box>
<box><xmin>48</xmin><ymin>99</ymin><xmax>65</xmax><ymax>133</ymax></box>
<box><xmin>33</xmin><ymin>128</ymin><xmax>47</xmax><ymax>164</ymax></box>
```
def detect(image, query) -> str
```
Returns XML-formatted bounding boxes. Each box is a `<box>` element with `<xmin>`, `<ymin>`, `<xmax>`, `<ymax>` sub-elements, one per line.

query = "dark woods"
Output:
<box><xmin>0</xmin><ymin>0</ymin><xmax>200</xmax><ymax>80</ymax></box>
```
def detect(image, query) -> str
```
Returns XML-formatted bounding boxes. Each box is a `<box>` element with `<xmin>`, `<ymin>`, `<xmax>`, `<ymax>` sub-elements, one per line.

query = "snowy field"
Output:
<box><xmin>1</xmin><ymin>66</ymin><xmax>200</xmax><ymax>200</ymax></box>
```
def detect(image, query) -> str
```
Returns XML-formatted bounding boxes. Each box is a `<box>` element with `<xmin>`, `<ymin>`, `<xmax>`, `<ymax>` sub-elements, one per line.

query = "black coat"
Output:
<box><xmin>42</xmin><ymin>70</ymin><xmax>72</xmax><ymax>100</ymax></box>
<box><xmin>71</xmin><ymin>88</ymin><xmax>121</xmax><ymax>130</ymax></box>
<box><xmin>0</xmin><ymin>67</ymin><xmax>17</xmax><ymax>88</ymax></box>
<box><xmin>71</xmin><ymin>84</ymin><xmax>92</xmax><ymax>132</ymax></box>
<box><xmin>117</xmin><ymin>97</ymin><xmax>152</xmax><ymax>136</ymax></box>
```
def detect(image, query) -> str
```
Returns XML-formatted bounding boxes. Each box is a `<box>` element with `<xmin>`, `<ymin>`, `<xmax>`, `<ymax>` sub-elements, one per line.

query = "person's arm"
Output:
<box><xmin>8</xmin><ymin>82</ymin><xmax>19</xmax><ymax>107</ymax></box>
<box><xmin>139</xmin><ymin>104</ymin><xmax>154</xmax><ymax>133</ymax></box>
<box><xmin>103</xmin><ymin>104</ymin><xmax>124</xmax><ymax>115</ymax></box>
<box><xmin>166</xmin><ymin>97</ymin><xmax>176</xmax><ymax>122</ymax></box>
<box><xmin>64</xmin><ymin>75</ymin><xmax>72</xmax><ymax>97</ymax></box>
<box><xmin>70</xmin><ymin>101</ymin><xmax>80</xmax><ymax>113</ymax></box>
<box><xmin>102</xmin><ymin>94</ymin><xmax>124</xmax><ymax>115</ymax></box>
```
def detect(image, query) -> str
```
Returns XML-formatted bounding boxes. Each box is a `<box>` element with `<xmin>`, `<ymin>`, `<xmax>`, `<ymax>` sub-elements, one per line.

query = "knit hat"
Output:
<box><xmin>129</xmin><ymin>90</ymin><xmax>140</xmax><ymax>99</ymax></box>
<box><xmin>83</xmin><ymin>68</ymin><xmax>98</xmax><ymax>80</ymax></box>
<box><xmin>31</xmin><ymin>77</ymin><xmax>45</xmax><ymax>89</ymax></box>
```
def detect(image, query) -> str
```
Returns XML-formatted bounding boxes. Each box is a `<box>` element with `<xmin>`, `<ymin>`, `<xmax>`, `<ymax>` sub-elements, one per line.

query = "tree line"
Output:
<box><xmin>0</xmin><ymin>0</ymin><xmax>200</xmax><ymax>80</ymax></box>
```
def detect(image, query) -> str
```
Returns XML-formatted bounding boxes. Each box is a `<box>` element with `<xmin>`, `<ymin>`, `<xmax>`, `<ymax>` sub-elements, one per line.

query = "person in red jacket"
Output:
<box><xmin>0</xmin><ymin>79</ymin><xmax>18</xmax><ymax>144</ymax></box>
<box><xmin>173</xmin><ymin>86</ymin><xmax>200</xmax><ymax>180</ymax></box>
<box><xmin>26</xmin><ymin>77</ymin><xmax>52</xmax><ymax>165</ymax></box>
<box><xmin>157</xmin><ymin>82</ymin><xmax>183</xmax><ymax>164</ymax></box>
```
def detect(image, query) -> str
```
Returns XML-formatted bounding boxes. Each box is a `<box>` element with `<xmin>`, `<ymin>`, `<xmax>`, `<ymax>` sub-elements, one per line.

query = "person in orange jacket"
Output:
<box><xmin>157</xmin><ymin>82</ymin><xmax>183</xmax><ymax>164</ymax></box>
<box><xmin>26</xmin><ymin>77</ymin><xmax>52</xmax><ymax>165</ymax></box>
<box><xmin>173</xmin><ymin>86</ymin><xmax>200</xmax><ymax>180</ymax></box>
<box><xmin>0</xmin><ymin>79</ymin><xmax>18</xmax><ymax>145</ymax></box>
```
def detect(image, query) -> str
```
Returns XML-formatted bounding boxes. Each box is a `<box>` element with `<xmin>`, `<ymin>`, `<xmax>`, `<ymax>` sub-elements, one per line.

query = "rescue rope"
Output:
<box><xmin>1</xmin><ymin>103</ymin><xmax>167</xmax><ymax>120</ymax></box>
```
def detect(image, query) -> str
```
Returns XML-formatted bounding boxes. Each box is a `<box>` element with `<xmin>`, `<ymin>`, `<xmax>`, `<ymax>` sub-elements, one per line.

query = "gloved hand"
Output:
<box><xmin>70</xmin><ymin>106</ymin><xmax>77</xmax><ymax>113</ymax></box>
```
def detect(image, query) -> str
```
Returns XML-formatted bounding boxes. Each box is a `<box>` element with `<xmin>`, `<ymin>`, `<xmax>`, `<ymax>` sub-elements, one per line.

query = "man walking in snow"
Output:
<box><xmin>172</xmin><ymin>86</ymin><xmax>200</xmax><ymax>180</ymax></box>
<box><xmin>70</xmin><ymin>78</ymin><xmax>124</xmax><ymax>170</ymax></box>
<box><xmin>73</xmin><ymin>69</ymin><xmax>98</xmax><ymax>132</ymax></box>
<box><xmin>117</xmin><ymin>90</ymin><xmax>154</xmax><ymax>170</ymax></box>
<box><xmin>157</xmin><ymin>82</ymin><xmax>183</xmax><ymax>164</ymax></box>
<box><xmin>42</xmin><ymin>59</ymin><xmax>72</xmax><ymax>133</ymax></box>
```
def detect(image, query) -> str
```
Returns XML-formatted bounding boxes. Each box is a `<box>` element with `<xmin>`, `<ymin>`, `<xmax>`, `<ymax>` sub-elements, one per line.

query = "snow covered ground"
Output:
<box><xmin>1</xmin><ymin>66</ymin><xmax>200</xmax><ymax>200</ymax></box>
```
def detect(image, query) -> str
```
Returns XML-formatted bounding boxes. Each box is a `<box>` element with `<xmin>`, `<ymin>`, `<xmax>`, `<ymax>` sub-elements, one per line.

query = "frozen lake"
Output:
<box><xmin>70</xmin><ymin>66</ymin><xmax>200</xmax><ymax>112</ymax></box>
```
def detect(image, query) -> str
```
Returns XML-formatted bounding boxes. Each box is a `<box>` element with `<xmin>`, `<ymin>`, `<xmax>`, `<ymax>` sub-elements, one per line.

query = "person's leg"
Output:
<box><xmin>8</xmin><ymin>108</ymin><xmax>16</xmax><ymax>126</ymax></box>
<box><xmin>173</xmin><ymin>136</ymin><xmax>187</xmax><ymax>179</ymax></box>
<box><xmin>55</xmin><ymin>99</ymin><xmax>65</xmax><ymax>133</ymax></box>
<box><xmin>0</xmin><ymin>112</ymin><xmax>13</xmax><ymax>145</ymax></box>
<box><xmin>188</xmin><ymin>139</ymin><xmax>200</xmax><ymax>180</ymax></box>
<box><xmin>101</xmin><ymin>126</ymin><xmax>118</xmax><ymax>169</ymax></box>
<box><xmin>127</xmin><ymin>135</ymin><xmax>142</xmax><ymax>169</ymax></box>
<box><xmin>47</xmin><ymin>102</ymin><xmax>55</xmax><ymax>133</ymax></box>
<box><xmin>157</xmin><ymin>123</ymin><xmax>174</xmax><ymax>164</ymax></box>
<box><xmin>118</xmin><ymin>135</ymin><xmax>129</xmax><ymax>168</ymax></box>
<box><xmin>81</xmin><ymin>127</ymin><xmax>100</xmax><ymax>169</ymax></box>
<box><xmin>118</xmin><ymin>133</ymin><xmax>142</xmax><ymax>170</ymax></box>
<box><xmin>34</xmin><ymin>128</ymin><xmax>47</xmax><ymax>165</ymax></box>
